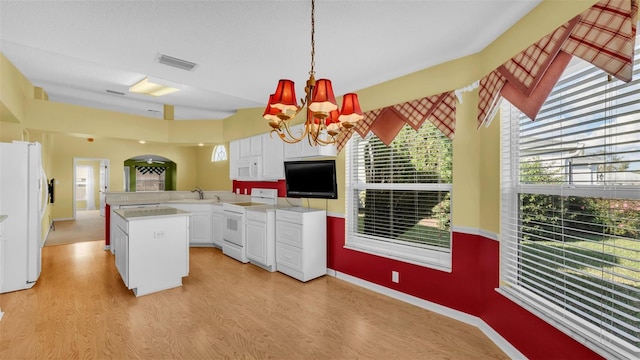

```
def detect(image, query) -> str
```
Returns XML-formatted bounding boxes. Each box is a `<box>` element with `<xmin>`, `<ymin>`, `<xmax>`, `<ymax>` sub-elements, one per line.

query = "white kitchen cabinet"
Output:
<box><xmin>261</xmin><ymin>132</ymin><xmax>284</xmax><ymax>179</ymax></box>
<box><xmin>211</xmin><ymin>205</ymin><xmax>224</xmax><ymax>248</ymax></box>
<box><xmin>229</xmin><ymin>140</ymin><xmax>240</xmax><ymax>180</ymax></box>
<box><xmin>229</xmin><ymin>132</ymin><xmax>284</xmax><ymax>181</ymax></box>
<box><xmin>165</xmin><ymin>203</ymin><xmax>213</xmax><ymax>247</ymax></box>
<box><xmin>240</xmin><ymin>135</ymin><xmax>262</xmax><ymax>158</ymax></box>
<box><xmin>283</xmin><ymin>124</ymin><xmax>337</xmax><ymax>160</ymax></box>
<box><xmin>0</xmin><ymin>218</ymin><xmax>5</xmax><ymax>305</ymax></box>
<box><xmin>113</xmin><ymin>208</ymin><xmax>189</xmax><ymax>297</ymax></box>
<box><xmin>113</xmin><ymin>213</ymin><xmax>129</xmax><ymax>284</ymax></box>
<box><xmin>246</xmin><ymin>209</ymin><xmax>276</xmax><ymax>272</ymax></box>
<box><xmin>275</xmin><ymin>207</ymin><xmax>326</xmax><ymax>282</ymax></box>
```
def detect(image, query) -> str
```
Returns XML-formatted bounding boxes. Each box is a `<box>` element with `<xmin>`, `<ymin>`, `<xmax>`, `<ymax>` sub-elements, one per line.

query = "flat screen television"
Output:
<box><xmin>284</xmin><ymin>160</ymin><xmax>338</xmax><ymax>199</ymax></box>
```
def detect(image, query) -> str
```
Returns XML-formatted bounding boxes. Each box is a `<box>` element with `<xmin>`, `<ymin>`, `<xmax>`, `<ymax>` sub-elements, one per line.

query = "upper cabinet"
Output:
<box><xmin>229</xmin><ymin>133</ymin><xmax>283</xmax><ymax>181</ymax></box>
<box><xmin>240</xmin><ymin>136</ymin><xmax>262</xmax><ymax>158</ymax></box>
<box><xmin>229</xmin><ymin>127</ymin><xmax>336</xmax><ymax>181</ymax></box>
<box><xmin>283</xmin><ymin>124</ymin><xmax>337</xmax><ymax>160</ymax></box>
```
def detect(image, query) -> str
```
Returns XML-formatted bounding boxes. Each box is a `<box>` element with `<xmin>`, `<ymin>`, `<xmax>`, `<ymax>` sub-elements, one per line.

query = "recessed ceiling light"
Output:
<box><xmin>130</xmin><ymin>77</ymin><xmax>181</xmax><ymax>96</ymax></box>
<box><xmin>198</xmin><ymin>143</ymin><xmax>204</xmax><ymax>146</ymax></box>
<box><xmin>139</xmin><ymin>140</ymin><xmax>146</xmax><ymax>144</ymax></box>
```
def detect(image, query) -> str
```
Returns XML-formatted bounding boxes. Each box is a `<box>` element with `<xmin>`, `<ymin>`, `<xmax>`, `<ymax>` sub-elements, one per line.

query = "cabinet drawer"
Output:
<box><xmin>276</xmin><ymin>209</ymin><xmax>303</xmax><ymax>224</ymax></box>
<box><xmin>276</xmin><ymin>242</ymin><xmax>303</xmax><ymax>271</ymax></box>
<box><xmin>246</xmin><ymin>210</ymin><xmax>267</xmax><ymax>222</ymax></box>
<box><xmin>276</xmin><ymin>221</ymin><xmax>302</xmax><ymax>247</ymax></box>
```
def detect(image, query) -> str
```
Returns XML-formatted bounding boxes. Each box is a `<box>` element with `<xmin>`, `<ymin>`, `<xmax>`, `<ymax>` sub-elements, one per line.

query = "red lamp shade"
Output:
<box><xmin>308</xmin><ymin>79</ymin><xmax>338</xmax><ymax>114</ymax></box>
<box><xmin>338</xmin><ymin>93</ymin><xmax>364</xmax><ymax>124</ymax></box>
<box><xmin>263</xmin><ymin>94</ymin><xmax>282</xmax><ymax>127</ymax></box>
<box><xmin>271</xmin><ymin>79</ymin><xmax>299</xmax><ymax>112</ymax></box>
<box><xmin>325</xmin><ymin>110</ymin><xmax>341</xmax><ymax>135</ymax></box>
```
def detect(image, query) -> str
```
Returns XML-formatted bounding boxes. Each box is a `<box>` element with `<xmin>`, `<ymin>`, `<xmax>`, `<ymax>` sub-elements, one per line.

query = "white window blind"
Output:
<box><xmin>346</xmin><ymin>122</ymin><xmax>452</xmax><ymax>270</ymax></box>
<box><xmin>500</xmin><ymin>49</ymin><xmax>640</xmax><ymax>359</ymax></box>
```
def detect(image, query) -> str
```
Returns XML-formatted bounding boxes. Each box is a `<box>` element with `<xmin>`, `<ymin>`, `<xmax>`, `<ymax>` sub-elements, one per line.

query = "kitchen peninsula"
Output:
<box><xmin>112</xmin><ymin>206</ymin><xmax>190</xmax><ymax>297</ymax></box>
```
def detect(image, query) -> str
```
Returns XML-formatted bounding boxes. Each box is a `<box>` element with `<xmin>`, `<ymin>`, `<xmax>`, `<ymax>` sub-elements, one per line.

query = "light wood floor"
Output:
<box><xmin>0</xmin><ymin>241</ymin><xmax>509</xmax><ymax>359</ymax></box>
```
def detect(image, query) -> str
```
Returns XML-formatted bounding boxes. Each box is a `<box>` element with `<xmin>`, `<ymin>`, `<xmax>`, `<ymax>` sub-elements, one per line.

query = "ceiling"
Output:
<box><xmin>0</xmin><ymin>0</ymin><xmax>542</xmax><ymax>121</ymax></box>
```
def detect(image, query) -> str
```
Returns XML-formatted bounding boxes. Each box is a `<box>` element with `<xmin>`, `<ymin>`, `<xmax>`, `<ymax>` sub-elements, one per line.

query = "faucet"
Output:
<box><xmin>213</xmin><ymin>194</ymin><xmax>221</xmax><ymax>202</ymax></box>
<box><xmin>191</xmin><ymin>186</ymin><xmax>204</xmax><ymax>200</ymax></box>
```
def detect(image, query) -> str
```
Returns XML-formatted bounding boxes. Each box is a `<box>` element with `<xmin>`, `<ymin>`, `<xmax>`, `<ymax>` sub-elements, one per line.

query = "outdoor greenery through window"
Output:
<box><xmin>500</xmin><ymin>50</ymin><xmax>640</xmax><ymax>358</ymax></box>
<box><xmin>345</xmin><ymin>121</ymin><xmax>452</xmax><ymax>270</ymax></box>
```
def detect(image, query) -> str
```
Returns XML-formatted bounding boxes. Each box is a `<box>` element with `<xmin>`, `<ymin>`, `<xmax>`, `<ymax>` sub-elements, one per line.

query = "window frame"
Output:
<box><xmin>499</xmin><ymin>54</ymin><xmax>640</xmax><ymax>359</ymax></box>
<box><xmin>345</xmin><ymin>127</ymin><xmax>453</xmax><ymax>271</ymax></box>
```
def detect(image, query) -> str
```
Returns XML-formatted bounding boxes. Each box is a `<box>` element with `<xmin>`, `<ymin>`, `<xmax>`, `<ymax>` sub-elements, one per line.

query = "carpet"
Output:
<box><xmin>45</xmin><ymin>210</ymin><xmax>106</xmax><ymax>246</ymax></box>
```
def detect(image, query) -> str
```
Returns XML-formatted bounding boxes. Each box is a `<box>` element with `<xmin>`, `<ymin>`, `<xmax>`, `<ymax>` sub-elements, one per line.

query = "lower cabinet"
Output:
<box><xmin>246</xmin><ymin>209</ymin><xmax>276</xmax><ymax>272</ymax></box>
<box><xmin>165</xmin><ymin>203</ymin><xmax>213</xmax><ymax>247</ymax></box>
<box><xmin>275</xmin><ymin>207</ymin><xmax>326</xmax><ymax>282</ymax></box>
<box><xmin>211</xmin><ymin>205</ymin><xmax>224</xmax><ymax>248</ymax></box>
<box><xmin>113</xmin><ymin>212</ymin><xmax>189</xmax><ymax>297</ymax></box>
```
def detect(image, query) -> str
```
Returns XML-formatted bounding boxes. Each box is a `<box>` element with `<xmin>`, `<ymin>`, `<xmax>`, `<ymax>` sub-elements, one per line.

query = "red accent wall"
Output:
<box><xmin>327</xmin><ymin>216</ymin><xmax>603</xmax><ymax>359</ymax></box>
<box><xmin>232</xmin><ymin>180</ymin><xmax>286</xmax><ymax>197</ymax></box>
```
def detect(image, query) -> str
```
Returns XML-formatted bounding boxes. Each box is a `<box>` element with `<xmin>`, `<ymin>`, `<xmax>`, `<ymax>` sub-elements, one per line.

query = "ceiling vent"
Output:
<box><xmin>106</xmin><ymin>89</ymin><xmax>125</xmax><ymax>96</ymax></box>
<box><xmin>157</xmin><ymin>54</ymin><xmax>198</xmax><ymax>71</ymax></box>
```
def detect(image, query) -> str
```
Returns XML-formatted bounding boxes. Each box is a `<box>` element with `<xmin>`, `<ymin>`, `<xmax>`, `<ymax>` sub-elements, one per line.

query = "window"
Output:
<box><xmin>500</xmin><ymin>51</ymin><xmax>640</xmax><ymax>358</ymax></box>
<box><xmin>211</xmin><ymin>145</ymin><xmax>227</xmax><ymax>162</ymax></box>
<box><xmin>75</xmin><ymin>166</ymin><xmax>88</xmax><ymax>201</ymax></box>
<box><xmin>135</xmin><ymin>166</ymin><xmax>166</xmax><ymax>192</ymax></box>
<box><xmin>346</xmin><ymin>122</ymin><xmax>452</xmax><ymax>270</ymax></box>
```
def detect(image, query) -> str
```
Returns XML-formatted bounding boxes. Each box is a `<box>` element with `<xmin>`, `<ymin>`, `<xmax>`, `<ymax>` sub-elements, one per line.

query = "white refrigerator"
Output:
<box><xmin>0</xmin><ymin>141</ymin><xmax>48</xmax><ymax>293</ymax></box>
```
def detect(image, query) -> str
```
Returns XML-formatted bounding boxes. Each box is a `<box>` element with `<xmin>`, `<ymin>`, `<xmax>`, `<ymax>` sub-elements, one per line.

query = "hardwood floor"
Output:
<box><xmin>0</xmin><ymin>241</ymin><xmax>509</xmax><ymax>359</ymax></box>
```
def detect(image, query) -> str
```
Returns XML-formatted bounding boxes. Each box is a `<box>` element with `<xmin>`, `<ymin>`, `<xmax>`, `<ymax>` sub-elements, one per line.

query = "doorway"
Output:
<box><xmin>73</xmin><ymin>158</ymin><xmax>110</xmax><ymax>219</ymax></box>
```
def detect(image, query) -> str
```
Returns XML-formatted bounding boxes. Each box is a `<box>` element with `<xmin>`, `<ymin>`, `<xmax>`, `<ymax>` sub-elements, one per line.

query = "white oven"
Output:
<box><xmin>222</xmin><ymin>209</ymin><xmax>245</xmax><ymax>261</ymax></box>
<box><xmin>222</xmin><ymin>188</ymin><xmax>277</xmax><ymax>263</ymax></box>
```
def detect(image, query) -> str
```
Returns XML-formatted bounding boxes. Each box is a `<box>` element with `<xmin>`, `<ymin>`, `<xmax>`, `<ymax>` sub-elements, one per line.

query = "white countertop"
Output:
<box><xmin>114</xmin><ymin>206</ymin><xmax>191</xmax><ymax>220</ymax></box>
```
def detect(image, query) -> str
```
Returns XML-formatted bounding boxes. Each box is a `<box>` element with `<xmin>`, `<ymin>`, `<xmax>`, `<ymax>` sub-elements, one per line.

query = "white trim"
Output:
<box><xmin>328</xmin><ymin>270</ymin><xmax>527</xmax><ymax>360</ymax></box>
<box><xmin>52</xmin><ymin>217</ymin><xmax>74</xmax><ymax>222</ymax></box>
<box><xmin>451</xmin><ymin>226</ymin><xmax>499</xmax><ymax>241</ymax></box>
<box><xmin>326</xmin><ymin>211</ymin><xmax>344</xmax><ymax>219</ymax></box>
<box><xmin>103</xmin><ymin>245</ymin><xmax>110</xmax><ymax>251</ymax></box>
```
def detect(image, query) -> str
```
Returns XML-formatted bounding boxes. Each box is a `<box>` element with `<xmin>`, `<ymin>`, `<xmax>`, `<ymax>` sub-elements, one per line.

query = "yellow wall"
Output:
<box><xmin>0</xmin><ymin>0</ymin><xmax>597</xmax><ymax>229</ymax></box>
<box><xmin>0</xmin><ymin>53</ymin><xmax>33</xmax><ymax>124</ymax></box>
<box><xmin>195</xmin><ymin>145</ymin><xmax>232</xmax><ymax>190</ymax></box>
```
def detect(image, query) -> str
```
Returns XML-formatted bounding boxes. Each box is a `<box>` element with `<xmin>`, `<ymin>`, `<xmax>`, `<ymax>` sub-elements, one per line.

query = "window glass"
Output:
<box><xmin>212</xmin><ymin>145</ymin><xmax>227</xmax><ymax>162</ymax></box>
<box><xmin>500</xmin><ymin>50</ymin><xmax>640</xmax><ymax>358</ymax></box>
<box><xmin>346</xmin><ymin>122</ymin><xmax>452</xmax><ymax>269</ymax></box>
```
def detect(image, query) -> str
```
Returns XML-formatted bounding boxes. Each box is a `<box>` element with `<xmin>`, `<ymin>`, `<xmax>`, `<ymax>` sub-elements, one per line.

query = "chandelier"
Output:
<box><xmin>263</xmin><ymin>0</ymin><xmax>364</xmax><ymax>146</ymax></box>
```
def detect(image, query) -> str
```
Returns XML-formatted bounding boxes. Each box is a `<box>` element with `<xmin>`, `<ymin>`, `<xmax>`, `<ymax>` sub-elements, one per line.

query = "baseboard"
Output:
<box><xmin>327</xmin><ymin>269</ymin><xmax>526</xmax><ymax>360</ymax></box>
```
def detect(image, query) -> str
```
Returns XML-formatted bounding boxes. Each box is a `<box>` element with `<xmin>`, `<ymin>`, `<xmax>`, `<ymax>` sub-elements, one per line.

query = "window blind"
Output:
<box><xmin>346</xmin><ymin>122</ymin><xmax>452</xmax><ymax>270</ymax></box>
<box><xmin>501</xmin><ymin>49</ymin><xmax>640</xmax><ymax>359</ymax></box>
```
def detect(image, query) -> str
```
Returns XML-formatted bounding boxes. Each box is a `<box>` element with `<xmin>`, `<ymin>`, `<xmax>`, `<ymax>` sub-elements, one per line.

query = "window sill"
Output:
<box><xmin>344</xmin><ymin>238</ymin><xmax>452</xmax><ymax>272</ymax></box>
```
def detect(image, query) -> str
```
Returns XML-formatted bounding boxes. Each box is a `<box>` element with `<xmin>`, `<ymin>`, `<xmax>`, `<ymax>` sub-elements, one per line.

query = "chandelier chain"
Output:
<box><xmin>310</xmin><ymin>0</ymin><xmax>315</xmax><ymax>77</ymax></box>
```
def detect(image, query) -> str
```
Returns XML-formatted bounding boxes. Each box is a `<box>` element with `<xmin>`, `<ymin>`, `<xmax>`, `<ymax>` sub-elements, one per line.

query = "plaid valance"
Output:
<box><xmin>478</xmin><ymin>0</ymin><xmax>638</xmax><ymax>127</ymax></box>
<box><xmin>336</xmin><ymin>91</ymin><xmax>456</xmax><ymax>152</ymax></box>
<box><xmin>136</xmin><ymin>166</ymin><xmax>166</xmax><ymax>175</ymax></box>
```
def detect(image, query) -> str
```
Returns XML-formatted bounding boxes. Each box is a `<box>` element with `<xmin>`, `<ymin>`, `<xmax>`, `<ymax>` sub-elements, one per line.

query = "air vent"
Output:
<box><xmin>157</xmin><ymin>54</ymin><xmax>198</xmax><ymax>71</ymax></box>
<box><xmin>147</xmin><ymin>109</ymin><xmax>161</xmax><ymax>113</ymax></box>
<box><xmin>106</xmin><ymin>89</ymin><xmax>125</xmax><ymax>96</ymax></box>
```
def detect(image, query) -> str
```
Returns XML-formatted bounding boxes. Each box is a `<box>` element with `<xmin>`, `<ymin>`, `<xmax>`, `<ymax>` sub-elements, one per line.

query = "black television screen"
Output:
<box><xmin>284</xmin><ymin>160</ymin><xmax>337</xmax><ymax>199</ymax></box>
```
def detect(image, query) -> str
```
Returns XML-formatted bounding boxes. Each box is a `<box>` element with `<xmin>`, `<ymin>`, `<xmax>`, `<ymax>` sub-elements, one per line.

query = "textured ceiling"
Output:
<box><xmin>0</xmin><ymin>0</ymin><xmax>542</xmax><ymax>120</ymax></box>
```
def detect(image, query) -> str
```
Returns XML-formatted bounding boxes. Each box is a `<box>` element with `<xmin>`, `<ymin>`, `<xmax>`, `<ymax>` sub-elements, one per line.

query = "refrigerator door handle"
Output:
<box><xmin>39</xmin><ymin>167</ymin><xmax>48</xmax><ymax>220</ymax></box>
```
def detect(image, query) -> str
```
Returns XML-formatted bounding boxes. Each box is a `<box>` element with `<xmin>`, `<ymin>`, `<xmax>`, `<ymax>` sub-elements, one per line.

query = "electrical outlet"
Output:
<box><xmin>154</xmin><ymin>230</ymin><xmax>166</xmax><ymax>239</ymax></box>
<box><xmin>392</xmin><ymin>271</ymin><xmax>399</xmax><ymax>283</ymax></box>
